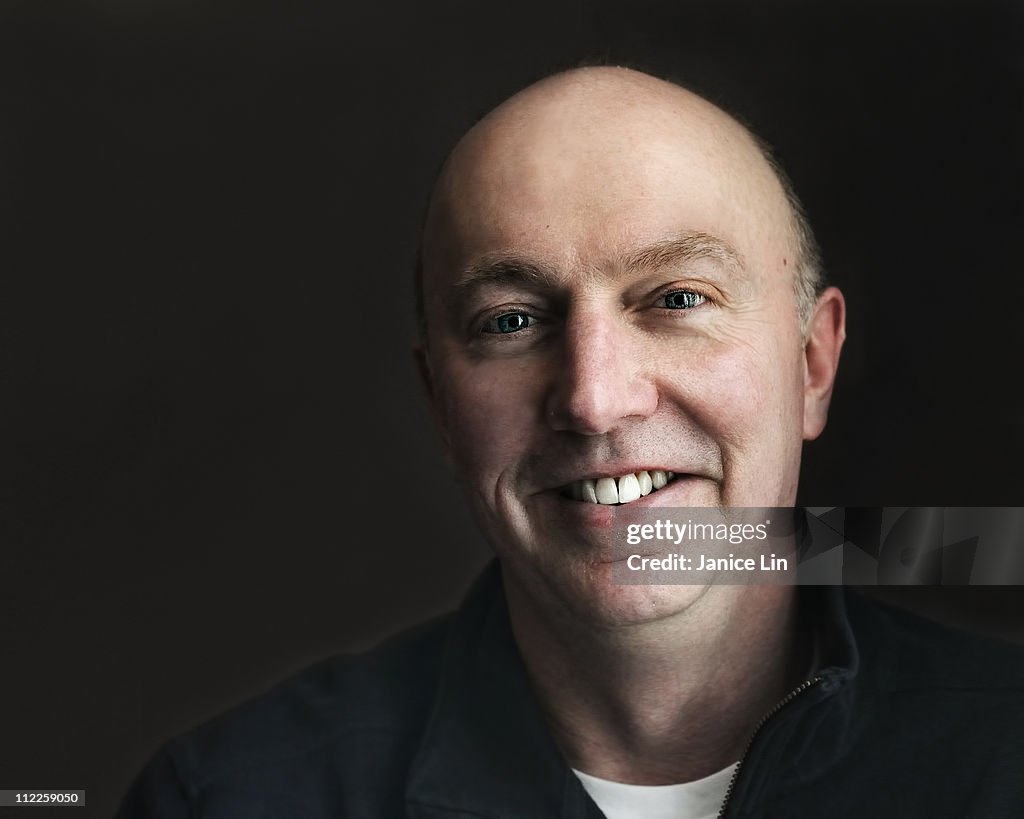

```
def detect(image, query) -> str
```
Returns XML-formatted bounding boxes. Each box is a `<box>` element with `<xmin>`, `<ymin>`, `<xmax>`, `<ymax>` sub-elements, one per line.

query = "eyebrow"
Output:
<box><xmin>623</xmin><ymin>232</ymin><xmax>746</xmax><ymax>276</ymax></box>
<box><xmin>453</xmin><ymin>257</ymin><xmax>561</xmax><ymax>296</ymax></box>
<box><xmin>452</xmin><ymin>230</ymin><xmax>746</xmax><ymax>298</ymax></box>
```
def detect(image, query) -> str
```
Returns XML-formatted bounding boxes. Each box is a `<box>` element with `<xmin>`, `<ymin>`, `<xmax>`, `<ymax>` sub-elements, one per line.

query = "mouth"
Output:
<box><xmin>561</xmin><ymin>470</ymin><xmax>680</xmax><ymax>506</ymax></box>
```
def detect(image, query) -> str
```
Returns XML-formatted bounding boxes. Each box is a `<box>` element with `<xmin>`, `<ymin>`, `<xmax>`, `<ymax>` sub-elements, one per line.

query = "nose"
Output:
<box><xmin>545</xmin><ymin>308</ymin><xmax>659</xmax><ymax>434</ymax></box>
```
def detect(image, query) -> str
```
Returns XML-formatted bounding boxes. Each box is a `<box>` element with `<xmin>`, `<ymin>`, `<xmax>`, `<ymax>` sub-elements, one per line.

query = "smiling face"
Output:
<box><xmin>418</xmin><ymin>68</ymin><xmax>844</xmax><ymax>625</ymax></box>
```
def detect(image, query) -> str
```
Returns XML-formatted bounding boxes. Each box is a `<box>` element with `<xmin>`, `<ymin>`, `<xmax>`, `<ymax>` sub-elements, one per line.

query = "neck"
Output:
<box><xmin>504</xmin><ymin>575</ymin><xmax>809</xmax><ymax>785</ymax></box>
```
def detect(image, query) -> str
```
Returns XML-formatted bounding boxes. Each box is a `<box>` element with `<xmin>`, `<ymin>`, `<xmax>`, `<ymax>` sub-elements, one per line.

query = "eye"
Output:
<box><xmin>483</xmin><ymin>311</ymin><xmax>533</xmax><ymax>334</ymax></box>
<box><xmin>661</xmin><ymin>289</ymin><xmax>706</xmax><ymax>310</ymax></box>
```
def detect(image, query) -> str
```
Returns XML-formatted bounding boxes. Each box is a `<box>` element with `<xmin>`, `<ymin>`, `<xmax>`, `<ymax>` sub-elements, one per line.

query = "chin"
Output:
<box><xmin>555</xmin><ymin>563</ymin><xmax>714</xmax><ymax>628</ymax></box>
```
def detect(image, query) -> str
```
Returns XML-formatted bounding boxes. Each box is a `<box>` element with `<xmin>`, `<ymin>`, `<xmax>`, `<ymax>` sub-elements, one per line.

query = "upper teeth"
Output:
<box><xmin>566</xmin><ymin>470</ymin><xmax>675</xmax><ymax>505</ymax></box>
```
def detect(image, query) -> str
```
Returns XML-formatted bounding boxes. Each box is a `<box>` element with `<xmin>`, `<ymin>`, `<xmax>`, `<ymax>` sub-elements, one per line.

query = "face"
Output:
<box><xmin>419</xmin><ymin>72</ymin><xmax>843</xmax><ymax>626</ymax></box>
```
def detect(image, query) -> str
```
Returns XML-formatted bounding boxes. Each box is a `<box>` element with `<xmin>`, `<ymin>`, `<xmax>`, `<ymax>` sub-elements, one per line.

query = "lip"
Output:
<box><xmin>577</xmin><ymin>465</ymin><xmax>675</xmax><ymax>482</ymax></box>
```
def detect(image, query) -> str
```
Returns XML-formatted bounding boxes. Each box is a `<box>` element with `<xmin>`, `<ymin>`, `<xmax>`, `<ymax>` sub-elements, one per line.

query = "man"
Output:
<box><xmin>118</xmin><ymin>66</ymin><xmax>1024</xmax><ymax>817</ymax></box>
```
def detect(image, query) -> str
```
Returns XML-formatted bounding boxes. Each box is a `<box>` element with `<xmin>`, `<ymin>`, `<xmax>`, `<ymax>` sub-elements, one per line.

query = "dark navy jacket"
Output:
<box><xmin>117</xmin><ymin>563</ymin><xmax>1024</xmax><ymax>818</ymax></box>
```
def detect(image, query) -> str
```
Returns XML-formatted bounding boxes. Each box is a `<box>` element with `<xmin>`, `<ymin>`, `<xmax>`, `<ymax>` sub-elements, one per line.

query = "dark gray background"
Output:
<box><xmin>3</xmin><ymin>1</ymin><xmax>1023</xmax><ymax>816</ymax></box>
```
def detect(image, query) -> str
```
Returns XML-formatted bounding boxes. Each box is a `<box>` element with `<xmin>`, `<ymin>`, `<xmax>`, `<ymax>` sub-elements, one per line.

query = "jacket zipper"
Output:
<box><xmin>716</xmin><ymin>675</ymin><xmax>824</xmax><ymax>818</ymax></box>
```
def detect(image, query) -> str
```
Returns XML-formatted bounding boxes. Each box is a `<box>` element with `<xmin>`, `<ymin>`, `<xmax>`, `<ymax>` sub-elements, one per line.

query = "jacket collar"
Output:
<box><xmin>722</xmin><ymin>583</ymin><xmax>864</xmax><ymax>814</ymax></box>
<box><xmin>406</xmin><ymin>560</ymin><xmax>863</xmax><ymax>818</ymax></box>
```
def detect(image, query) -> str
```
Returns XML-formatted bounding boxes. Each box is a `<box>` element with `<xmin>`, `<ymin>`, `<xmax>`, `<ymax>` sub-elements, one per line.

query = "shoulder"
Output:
<box><xmin>845</xmin><ymin>587</ymin><xmax>1024</xmax><ymax>692</ymax></box>
<box><xmin>117</xmin><ymin>613</ymin><xmax>455</xmax><ymax>816</ymax></box>
<box><xmin>186</xmin><ymin>614</ymin><xmax>451</xmax><ymax>766</ymax></box>
<box><xmin>766</xmin><ymin>590</ymin><xmax>1024</xmax><ymax>816</ymax></box>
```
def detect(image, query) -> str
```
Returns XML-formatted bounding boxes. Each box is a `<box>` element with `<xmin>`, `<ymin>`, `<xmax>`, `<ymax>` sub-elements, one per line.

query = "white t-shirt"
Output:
<box><xmin>573</xmin><ymin>761</ymin><xmax>738</xmax><ymax>819</ymax></box>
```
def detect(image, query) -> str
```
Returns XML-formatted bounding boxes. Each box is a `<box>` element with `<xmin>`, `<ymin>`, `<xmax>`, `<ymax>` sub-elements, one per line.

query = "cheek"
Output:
<box><xmin>435</xmin><ymin>357</ymin><xmax>544</xmax><ymax>476</ymax></box>
<box><xmin>658</xmin><ymin>328</ymin><xmax>803</xmax><ymax>449</ymax></box>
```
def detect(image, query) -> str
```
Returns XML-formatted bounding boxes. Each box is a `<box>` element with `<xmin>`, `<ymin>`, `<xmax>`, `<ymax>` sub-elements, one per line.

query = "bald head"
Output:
<box><xmin>416</xmin><ymin>66</ymin><xmax>823</xmax><ymax>342</ymax></box>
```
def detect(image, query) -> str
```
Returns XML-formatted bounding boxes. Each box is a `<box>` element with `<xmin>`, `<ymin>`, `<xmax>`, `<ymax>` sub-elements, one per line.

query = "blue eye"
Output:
<box><xmin>484</xmin><ymin>312</ymin><xmax>532</xmax><ymax>334</ymax></box>
<box><xmin>662</xmin><ymin>290</ymin><xmax>705</xmax><ymax>309</ymax></box>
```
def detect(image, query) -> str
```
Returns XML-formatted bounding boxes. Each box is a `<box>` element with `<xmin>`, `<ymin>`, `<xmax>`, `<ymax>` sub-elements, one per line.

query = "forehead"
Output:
<box><xmin>423</xmin><ymin>71</ymin><xmax>792</xmax><ymax>289</ymax></box>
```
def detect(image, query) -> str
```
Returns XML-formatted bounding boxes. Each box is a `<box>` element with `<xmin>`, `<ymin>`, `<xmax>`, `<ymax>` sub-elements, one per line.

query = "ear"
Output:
<box><xmin>413</xmin><ymin>344</ymin><xmax>454</xmax><ymax>460</ymax></box>
<box><xmin>803</xmin><ymin>286</ymin><xmax>846</xmax><ymax>441</ymax></box>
